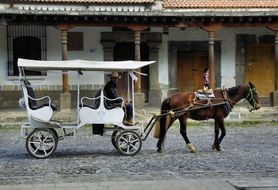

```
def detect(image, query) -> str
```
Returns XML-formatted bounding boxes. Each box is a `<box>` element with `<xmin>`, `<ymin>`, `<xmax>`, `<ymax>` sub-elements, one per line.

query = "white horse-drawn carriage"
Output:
<box><xmin>18</xmin><ymin>58</ymin><xmax>157</xmax><ymax>159</ymax></box>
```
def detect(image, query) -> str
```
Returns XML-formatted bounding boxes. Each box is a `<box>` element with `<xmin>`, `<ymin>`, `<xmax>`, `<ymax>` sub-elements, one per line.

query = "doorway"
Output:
<box><xmin>244</xmin><ymin>44</ymin><xmax>275</xmax><ymax>96</ymax></box>
<box><xmin>177</xmin><ymin>51</ymin><xmax>208</xmax><ymax>92</ymax></box>
<box><xmin>113</xmin><ymin>42</ymin><xmax>149</xmax><ymax>102</ymax></box>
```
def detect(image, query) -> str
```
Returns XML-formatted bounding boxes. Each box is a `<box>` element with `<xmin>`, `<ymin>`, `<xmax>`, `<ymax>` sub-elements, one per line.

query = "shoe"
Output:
<box><xmin>123</xmin><ymin>119</ymin><xmax>136</xmax><ymax>126</ymax></box>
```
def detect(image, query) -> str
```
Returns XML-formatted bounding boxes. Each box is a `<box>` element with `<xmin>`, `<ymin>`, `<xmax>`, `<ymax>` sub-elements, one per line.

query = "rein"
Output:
<box><xmin>243</xmin><ymin>86</ymin><xmax>258</xmax><ymax>112</ymax></box>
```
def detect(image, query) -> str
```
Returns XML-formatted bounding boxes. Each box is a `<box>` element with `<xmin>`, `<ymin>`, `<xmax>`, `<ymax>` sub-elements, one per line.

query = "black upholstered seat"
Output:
<box><xmin>23</xmin><ymin>80</ymin><xmax>57</xmax><ymax>111</ymax></box>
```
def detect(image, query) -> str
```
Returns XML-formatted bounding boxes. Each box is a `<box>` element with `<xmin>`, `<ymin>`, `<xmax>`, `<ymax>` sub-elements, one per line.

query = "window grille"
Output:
<box><xmin>7</xmin><ymin>25</ymin><xmax>47</xmax><ymax>76</ymax></box>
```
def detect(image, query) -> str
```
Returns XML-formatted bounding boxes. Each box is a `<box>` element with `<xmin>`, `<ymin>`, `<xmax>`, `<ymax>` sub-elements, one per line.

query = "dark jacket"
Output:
<box><xmin>103</xmin><ymin>80</ymin><xmax>122</xmax><ymax>107</ymax></box>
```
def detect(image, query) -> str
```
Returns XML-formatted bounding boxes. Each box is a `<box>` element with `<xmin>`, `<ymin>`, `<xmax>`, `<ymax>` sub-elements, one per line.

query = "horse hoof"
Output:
<box><xmin>212</xmin><ymin>144</ymin><xmax>222</xmax><ymax>151</ymax></box>
<box><xmin>157</xmin><ymin>148</ymin><xmax>164</xmax><ymax>153</ymax></box>
<box><xmin>216</xmin><ymin>147</ymin><xmax>223</xmax><ymax>151</ymax></box>
<box><xmin>187</xmin><ymin>143</ymin><xmax>197</xmax><ymax>153</ymax></box>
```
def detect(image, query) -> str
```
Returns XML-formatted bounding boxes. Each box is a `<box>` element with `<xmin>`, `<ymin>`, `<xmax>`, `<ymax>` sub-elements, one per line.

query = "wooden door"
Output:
<box><xmin>177</xmin><ymin>51</ymin><xmax>208</xmax><ymax>92</ymax></box>
<box><xmin>245</xmin><ymin>44</ymin><xmax>275</xmax><ymax>96</ymax></box>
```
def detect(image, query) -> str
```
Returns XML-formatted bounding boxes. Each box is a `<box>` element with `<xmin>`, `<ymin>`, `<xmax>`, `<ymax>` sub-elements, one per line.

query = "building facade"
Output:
<box><xmin>0</xmin><ymin>0</ymin><xmax>278</xmax><ymax>108</ymax></box>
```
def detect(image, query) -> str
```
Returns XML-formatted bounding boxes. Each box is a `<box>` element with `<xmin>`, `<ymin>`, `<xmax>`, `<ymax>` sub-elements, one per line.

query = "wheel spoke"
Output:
<box><xmin>42</xmin><ymin>145</ymin><xmax>47</xmax><ymax>155</ymax></box>
<box><xmin>130</xmin><ymin>139</ymin><xmax>139</xmax><ymax>144</ymax></box>
<box><xmin>119</xmin><ymin>142</ymin><xmax>128</xmax><ymax>148</ymax></box>
<box><xmin>120</xmin><ymin>136</ymin><xmax>128</xmax><ymax>143</ymax></box>
<box><xmin>35</xmin><ymin>134</ymin><xmax>42</xmax><ymax>143</ymax></box>
<box><xmin>30</xmin><ymin>141</ymin><xmax>40</xmax><ymax>145</ymax></box>
<box><xmin>42</xmin><ymin>134</ymin><xmax>50</xmax><ymax>143</ymax></box>
<box><xmin>33</xmin><ymin>145</ymin><xmax>40</xmax><ymax>154</ymax></box>
<box><xmin>130</xmin><ymin>143</ymin><xmax>138</xmax><ymax>151</ymax></box>
<box><xmin>127</xmin><ymin>145</ymin><xmax>131</xmax><ymax>154</ymax></box>
<box><xmin>43</xmin><ymin>142</ymin><xmax>54</xmax><ymax>146</ymax></box>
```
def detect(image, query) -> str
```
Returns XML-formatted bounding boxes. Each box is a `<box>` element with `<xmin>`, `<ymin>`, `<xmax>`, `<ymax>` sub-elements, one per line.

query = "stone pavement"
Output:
<box><xmin>0</xmin><ymin>105</ymin><xmax>278</xmax><ymax>190</ymax></box>
<box><xmin>2</xmin><ymin>178</ymin><xmax>278</xmax><ymax>190</ymax></box>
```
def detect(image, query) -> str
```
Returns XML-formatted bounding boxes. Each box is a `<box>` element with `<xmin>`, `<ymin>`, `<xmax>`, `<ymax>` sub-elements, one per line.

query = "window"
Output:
<box><xmin>7</xmin><ymin>25</ymin><xmax>46</xmax><ymax>76</ymax></box>
<box><xmin>68</xmin><ymin>32</ymin><xmax>83</xmax><ymax>51</ymax></box>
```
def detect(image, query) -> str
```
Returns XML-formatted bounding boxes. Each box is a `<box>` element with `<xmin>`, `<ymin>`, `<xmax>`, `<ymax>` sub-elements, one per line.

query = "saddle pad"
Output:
<box><xmin>194</xmin><ymin>91</ymin><xmax>215</xmax><ymax>99</ymax></box>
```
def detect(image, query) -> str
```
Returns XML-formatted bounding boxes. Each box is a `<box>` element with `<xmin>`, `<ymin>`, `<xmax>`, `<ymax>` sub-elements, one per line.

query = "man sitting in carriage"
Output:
<box><xmin>104</xmin><ymin>72</ymin><xmax>134</xmax><ymax>126</ymax></box>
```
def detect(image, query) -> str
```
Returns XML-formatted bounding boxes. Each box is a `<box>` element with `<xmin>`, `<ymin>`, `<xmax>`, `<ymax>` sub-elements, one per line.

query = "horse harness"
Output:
<box><xmin>157</xmin><ymin>85</ymin><xmax>258</xmax><ymax>118</ymax></box>
<box><xmin>243</xmin><ymin>86</ymin><xmax>259</xmax><ymax>112</ymax></box>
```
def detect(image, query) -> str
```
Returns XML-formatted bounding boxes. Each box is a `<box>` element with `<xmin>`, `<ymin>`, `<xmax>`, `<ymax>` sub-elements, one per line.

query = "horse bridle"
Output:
<box><xmin>244</xmin><ymin>86</ymin><xmax>259</xmax><ymax>112</ymax></box>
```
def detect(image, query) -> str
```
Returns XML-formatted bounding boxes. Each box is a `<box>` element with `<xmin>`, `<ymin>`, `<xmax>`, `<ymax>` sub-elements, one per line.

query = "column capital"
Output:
<box><xmin>55</xmin><ymin>24</ymin><xmax>75</xmax><ymax>31</ymax></box>
<box><xmin>127</xmin><ymin>25</ymin><xmax>149</xmax><ymax>31</ymax></box>
<box><xmin>201</xmin><ymin>23</ymin><xmax>222</xmax><ymax>32</ymax></box>
<box><xmin>267</xmin><ymin>23</ymin><xmax>278</xmax><ymax>31</ymax></box>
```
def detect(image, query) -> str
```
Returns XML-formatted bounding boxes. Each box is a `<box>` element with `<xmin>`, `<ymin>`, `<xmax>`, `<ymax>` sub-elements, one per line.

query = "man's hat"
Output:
<box><xmin>109</xmin><ymin>72</ymin><xmax>121</xmax><ymax>78</ymax></box>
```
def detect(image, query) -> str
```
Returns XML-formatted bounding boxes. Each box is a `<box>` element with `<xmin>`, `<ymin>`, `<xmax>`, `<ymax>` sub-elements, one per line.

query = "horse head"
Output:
<box><xmin>244</xmin><ymin>82</ymin><xmax>261</xmax><ymax>111</ymax></box>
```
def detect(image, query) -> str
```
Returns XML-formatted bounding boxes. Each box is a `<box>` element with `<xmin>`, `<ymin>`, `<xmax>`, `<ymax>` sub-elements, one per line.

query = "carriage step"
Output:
<box><xmin>58</xmin><ymin>132</ymin><xmax>74</xmax><ymax>141</ymax></box>
<box><xmin>65</xmin><ymin>132</ymin><xmax>74</xmax><ymax>136</ymax></box>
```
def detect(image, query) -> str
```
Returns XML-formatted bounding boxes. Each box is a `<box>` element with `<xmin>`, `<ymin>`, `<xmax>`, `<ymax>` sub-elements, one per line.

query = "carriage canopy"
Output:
<box><xmin>17</xmin><ymin>58</ymin><xmax>155</xmax><ymax>71</ymax></box>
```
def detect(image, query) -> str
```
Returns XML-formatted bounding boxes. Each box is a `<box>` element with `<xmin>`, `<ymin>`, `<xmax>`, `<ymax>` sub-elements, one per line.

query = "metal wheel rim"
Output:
<box><xmin>116</xmin><ymin>131</ymin><xmax>142</xmax><ymax>156</ymax></box>
<box><xmin>27</xmin><ymin>129</ymin><xmax>57</xmax><ymax>158</ymax></box>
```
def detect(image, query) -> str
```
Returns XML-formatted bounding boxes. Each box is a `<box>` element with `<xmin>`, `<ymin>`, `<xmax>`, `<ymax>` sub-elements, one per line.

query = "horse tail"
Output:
<box><xmin>154</xmin><ymin>98</ymin><xmax>171</xmax><ymax>138</ymax></box>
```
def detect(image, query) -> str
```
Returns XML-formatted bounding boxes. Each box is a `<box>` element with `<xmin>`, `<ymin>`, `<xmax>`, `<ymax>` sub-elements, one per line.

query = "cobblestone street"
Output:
<box><xmin>0</xmin><ymin>121</ymin><xmax>277</xmax><ymax>187</ymax></box>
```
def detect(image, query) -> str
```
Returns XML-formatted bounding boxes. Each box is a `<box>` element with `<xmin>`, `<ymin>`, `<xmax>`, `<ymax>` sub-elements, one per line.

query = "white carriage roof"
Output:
<box><xmin>17</xmin><ymin>58</ymin><xmax>155</xmax><ymax>71</ymax></box>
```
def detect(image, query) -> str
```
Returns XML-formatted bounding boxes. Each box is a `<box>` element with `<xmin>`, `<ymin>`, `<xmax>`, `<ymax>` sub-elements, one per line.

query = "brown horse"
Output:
<box><xmin>155</xmin><ymin>82</ymin><xmax>260</xmax><ymax>153</ymax></box>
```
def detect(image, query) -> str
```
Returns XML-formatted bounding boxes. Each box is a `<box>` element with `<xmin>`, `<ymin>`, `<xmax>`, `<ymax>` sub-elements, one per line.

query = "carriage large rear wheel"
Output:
<box><xmin>26</xmin><ymin>128</ymin><xmax>58</xmax><ymax>159</ymax></box>
<box><xmin>115</xmin><ymin>130</ymin><xmax>142</xmax><ymax>156</ymax></box>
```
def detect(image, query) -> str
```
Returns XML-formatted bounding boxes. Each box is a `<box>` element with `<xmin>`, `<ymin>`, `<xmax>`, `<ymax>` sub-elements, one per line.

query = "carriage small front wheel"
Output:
<box><xmin>115</xmin><ymin>130</ymin><xmax>142</xmax><ymax>156</ymax></box>
<box><xmin>26</xmin><ymin>128</ymin><xmax>58</xmax><ymax>159</ymax></box>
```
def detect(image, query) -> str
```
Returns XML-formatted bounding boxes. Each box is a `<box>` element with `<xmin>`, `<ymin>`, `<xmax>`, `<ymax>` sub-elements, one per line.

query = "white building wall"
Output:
<box><xmin>0</xmin><ymin>26</ymin><xmax>274</xmax><ymax>89</ymax></box>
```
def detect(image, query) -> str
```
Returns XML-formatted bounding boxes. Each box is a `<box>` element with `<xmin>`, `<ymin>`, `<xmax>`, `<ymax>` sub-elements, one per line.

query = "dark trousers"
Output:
<box><xmin>126</xmin><ymin>103</ymin><xmax>133</xmax><ymax>120</ymax></box>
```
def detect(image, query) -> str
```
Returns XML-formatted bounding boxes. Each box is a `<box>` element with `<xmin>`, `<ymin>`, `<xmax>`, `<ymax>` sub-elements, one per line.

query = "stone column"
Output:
<box><xmin>148</xmin><ymin>41</ymin><xmax>161</xmax><ymax>106</ymax></box>
<box><xmin>61</xmin><ymin>30</ymin><xmax>69</xmax><ymax>93</ymax></box>
<box><xmin>168</xmin><ymin>43</ymin><xmax>178</xmax><ymax>96</ymax></box>
<box><xmin>134</xmin><ymin>30</ymin><xmax>142</xmax><ymax>92</ymax></box>
<box><xmin>56</xmin><ymin>25</ymin><xmax>74</xmax><ymax>111</ymax></box>
<box><xmin>201</xmin><ymin>24</ymin><xmax>222</xmax><ymax>89</ymax></box>
<box><xmin>208</xmin><ymin>31</ymin><xmax>216</xmax><ymax>89</ymax></box>
<box><xmin>133</xmin><ymin>30</ymin><xmax>145</xmax><ymax>107</ymax></box>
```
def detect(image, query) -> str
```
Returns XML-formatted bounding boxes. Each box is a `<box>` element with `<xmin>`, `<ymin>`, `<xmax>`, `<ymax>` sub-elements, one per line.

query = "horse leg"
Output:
<box><xmin>157</xmin><ymin>115</ymin><xmax>171</xmax><ymax>153</ymax></box>
<box><xmin>217</xmin><ymin>118</ymin><xmax>226</xmax><ymax>150</ymax></box>
<box><xmin>212</xmin><ymin>118</ymin><xmax>226</xmax><ymax>151</ymax></box>
<box><xmin>179</xmin><ymin>115</ymin><xmax>197</xmax><ymax>153</ymax></box>
<box><xmin>212</xmin><ymin>119</ymin><xmax>220</xmax><ymax>151</ymax></box>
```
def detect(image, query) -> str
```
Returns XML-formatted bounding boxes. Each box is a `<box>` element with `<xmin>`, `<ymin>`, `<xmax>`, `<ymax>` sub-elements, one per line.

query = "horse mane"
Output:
<box><xmin>226</xmin><ymin>86</ymin><xmax>239</xmax><ymax>97</ymax></box>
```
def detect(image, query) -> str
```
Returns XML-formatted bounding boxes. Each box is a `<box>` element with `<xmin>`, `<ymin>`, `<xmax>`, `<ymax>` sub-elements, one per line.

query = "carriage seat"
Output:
<box><xmin>195</xmin><ymin>89</ymin><xmax>215</xmax><ymax>99</ymax></box>
<box><xmin>21</xmin><ymin>79</ymin><xmax>57</xmax><ymax>123</ymax></box>
<box><xmin>79</xmin><ymin>90</ymin><xmax>125</xmax><ymax>124</ymax></box>
<box><xmin>81</xmin><ymin>89</ymin><xmax>123</xmax><ymax>110</ymax></box>
<box><xmin>23</xmin><ymin>80</ymin><xmax>57</xmax><ymax>111</ymax></box>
